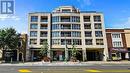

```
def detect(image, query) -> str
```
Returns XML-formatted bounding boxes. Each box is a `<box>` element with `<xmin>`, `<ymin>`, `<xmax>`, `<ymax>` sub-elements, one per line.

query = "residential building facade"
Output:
<box><xmin>28</xmin><ymin>6</ymin><xmax>108</xmax><ymax>61</ymax></box>
<box><xmin>106</xmin><ymin>29</ymin><xmax>128</xmax><ymax>60</ymax></box>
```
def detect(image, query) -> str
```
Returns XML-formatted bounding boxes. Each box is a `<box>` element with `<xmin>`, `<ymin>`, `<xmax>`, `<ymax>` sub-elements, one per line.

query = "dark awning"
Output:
<box><xmin>111</xmin><ymin>48</ymin><xmax>128</xmax><ymax>53</ymax></box>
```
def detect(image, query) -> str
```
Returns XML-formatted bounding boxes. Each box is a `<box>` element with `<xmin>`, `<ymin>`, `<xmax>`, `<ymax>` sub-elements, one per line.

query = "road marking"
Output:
<box><xmin>86</xmin><ymin>69</ymin><xmax>102</xmax><ymax>72</ymax></box>
<box><xmin>18</xmin><ymin>69</ymin><xmax>32</xmax><ymax>73</ymax></box>
<box><xmin>86</xmin><ymin>69</ymin><xmax>130</xmax><ymax>72</ymax></box>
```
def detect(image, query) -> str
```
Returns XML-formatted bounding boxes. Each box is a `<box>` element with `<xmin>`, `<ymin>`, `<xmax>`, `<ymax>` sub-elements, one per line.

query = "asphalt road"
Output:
<box><xmin>0</xmin><ymin>64</ymin><xmax>130</xmax><ymax>73</ymax></box>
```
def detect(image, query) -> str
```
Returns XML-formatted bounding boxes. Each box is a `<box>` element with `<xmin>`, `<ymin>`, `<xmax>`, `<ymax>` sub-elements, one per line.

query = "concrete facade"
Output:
<box><xmin>28</xmin><ymin>6</ymin><xmax>108</xmax><ymax>61</ymax></box>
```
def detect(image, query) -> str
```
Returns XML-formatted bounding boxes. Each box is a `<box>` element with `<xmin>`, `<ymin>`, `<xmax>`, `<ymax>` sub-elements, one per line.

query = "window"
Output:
<box><xmin>94</xmin><ymin>16</ymin><xmax>101</xmax><ymax>22</ymax></box>
<box><xmin>52</xmin><ymin>24</ymin><xmax>60</xmax><ymax>30</ymax></box>
<box><xmin>52</xmin><ymin>39</ymin><xmax>60</xmax><ymax>45</ymax></box>
<box><xmin>31</xmin><ymin>16</ymin><xmax>38</xmax><ymax>22</ymax></box>
<box><xmin>112</xmin><ymin>34</ymin><xmax>121</xmax><ymax>38</ymax></box>
<box><xmin>95</xmin><ymin>31</ymin><xmax>103</xmax><ymax>37</ymax></box>
<box><xmin>71</xmin><ymin>31</ymin><xmax>81</xmax><ymax>37</ymax></box>
<box><xmin>41</xmin><ymin>16</ymin><xmax>48</xmax><ymax>22</ymax></box>
<box><xmin>71</xmin><ymin>16</ymin><xmax>80</xmax><ymax>22</ymax></box>
<box><xmin>84</xmin><ymin>16</ymin><xmax>90</xmax><ymax>22</ymax></box>
<box><xmin>85</xmin><ymin>39</ymin><xmax>92</xmax><ymax>45</ymax></box>
<box><xmin>72</xmin><ymin>24</ymin><xmax>80</xmax><ymax>29</ymax></box>
<box><xmin>85</xmin><ymin>31</ymin><xmax>92</xmax><ymax>37</ymax></box>
<box><xmin>30</xmin><ymin>39</ymin><xmax>37</xmax><ymax>44</ymax></box>
<box><xmin>52</xmin><ymin>16</ymin><xmax>60</xmax><ymax>22</ymax></box>
<box><xmin>62</xmin><ymin>9</ymin><xmax>71</xmax><ymax>13</ymax></box>
<box><xmin>113</xmin><ymin>41</ymin><xmax>122</xmax><ymax>47</ymax></box>
<box><xmin>96</xmin><ymin>39</ymin><xmax>104</xmax><ymax>45</ymax></box>
<box><xmin>40</xmin><ymin>32</ymin><xmax>47</xmax><ymax>37</ymax></box>
<box><xmin>95</xmin><ymin>23</ymin><xmax>102</xmax><ymax>29</ymax></box>
<box><xmin>73</xmin><ymin>39</ymin><xmax>82</xmax><ymax>45</ymax></box>
<box><xmin>84</xmin><ymin>23</ymin><xmax>91</xmax><ymax>29</ymax></box>
<box><xmin>52</xmin><ymin>31</ymin><xmax>60</xmax><ymax>37</ymax></box>
<box><xmin>61</xmin><ymin>39</ymin><xmax>71</xmax><ymax>45</ymax></box>
<box><xmin>30</xmin><ymin>24</ymin><xmax>38</xmax><ymax>29</ymax></box>
<box><xmin>30</xmin><ymin>31</ymin><xmax>37</xmax><ymax>37</ymax></box>
<box><xmin>40</xmin><ymin>39</ymin><xmax>47</xmax><ymax>45</ymax></box>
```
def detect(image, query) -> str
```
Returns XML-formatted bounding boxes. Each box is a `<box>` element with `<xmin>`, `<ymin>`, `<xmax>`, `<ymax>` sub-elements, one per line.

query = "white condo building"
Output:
<box><xmin>28</xmin><ymin>6</ymin><xmax>108</xmax><ymax>61</ymax></box>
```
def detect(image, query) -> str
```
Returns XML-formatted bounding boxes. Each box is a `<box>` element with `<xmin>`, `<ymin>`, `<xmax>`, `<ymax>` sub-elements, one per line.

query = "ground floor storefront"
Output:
<box><xmin>30</xmin><ymin>48</ymin><xmax>105</xmax><ymax>61</ymax></box>
<box><xmin>2</xmin><ymin>50</ymin><xmax>26</xmax><ymax>62</ymax></box>
<box><xmin>109</xmin><ymin>48</ymin><xmax>129</xmax><ymax>61</ymax></box>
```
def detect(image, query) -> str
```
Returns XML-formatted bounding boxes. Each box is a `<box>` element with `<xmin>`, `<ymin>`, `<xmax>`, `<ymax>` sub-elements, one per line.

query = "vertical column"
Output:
<box><xmin>47</xmin><ymin>14</ymin><xmax>51</xmax><ymax>58</ymax></box>
<box><xmin>37</xmin><ymin>15</ymin><xmax>40</xmax><ymax>45</ymax></box>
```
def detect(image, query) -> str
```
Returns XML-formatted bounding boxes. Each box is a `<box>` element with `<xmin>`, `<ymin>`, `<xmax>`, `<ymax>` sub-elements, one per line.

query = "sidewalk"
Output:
<box><xmin>0</xmin><ymin>61</ymin><xmax>130</xmax><ymax>66</ymax></box>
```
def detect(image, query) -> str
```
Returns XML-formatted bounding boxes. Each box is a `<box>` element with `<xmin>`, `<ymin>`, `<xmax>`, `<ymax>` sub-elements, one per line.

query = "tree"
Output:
<box><xmin>0</xmin><ymin>28</ymin><xmax>19</xmax><ymax>62</ymax></box>
<box><xmin>39</xmin><ymin>41</ymin><xmax>50</xmax><ymax>62</ymax></box>
<box><xmin>70</xmin><ymin>43</ymin><xmax>80</xmax><ymax>62</ymax></box>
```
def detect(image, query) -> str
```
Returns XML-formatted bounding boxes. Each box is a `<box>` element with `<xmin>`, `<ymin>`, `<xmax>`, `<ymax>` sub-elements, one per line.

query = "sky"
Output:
<box><xmin>0</xmin><ymin>0</ymin><xmax>130</xmax><ymax>33</ymax></box>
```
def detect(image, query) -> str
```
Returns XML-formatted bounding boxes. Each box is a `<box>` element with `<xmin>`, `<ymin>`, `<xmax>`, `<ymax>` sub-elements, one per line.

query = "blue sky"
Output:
<box><xmin>0</xmin><ymin>0</ymin><xmax>130</xmax><ymax>33</ymax></box>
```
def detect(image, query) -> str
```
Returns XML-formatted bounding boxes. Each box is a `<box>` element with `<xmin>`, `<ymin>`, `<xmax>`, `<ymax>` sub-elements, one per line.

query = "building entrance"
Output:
<box><xmin>52</xmin><ymin>50</ymin><xmax>65</xmax><ymax>61</ymax></box>
<box><xmin>86</xmin><ymin>50</ymin><xmax>102</xmax><ymax>61</ymax></box>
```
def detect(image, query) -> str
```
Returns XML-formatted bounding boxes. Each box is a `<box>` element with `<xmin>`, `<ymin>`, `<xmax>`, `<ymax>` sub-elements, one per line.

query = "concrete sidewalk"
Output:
<box><xmin>0</xmin><ymin>61</ymin><xmax>130</xmax><ymax>66</ymax></box>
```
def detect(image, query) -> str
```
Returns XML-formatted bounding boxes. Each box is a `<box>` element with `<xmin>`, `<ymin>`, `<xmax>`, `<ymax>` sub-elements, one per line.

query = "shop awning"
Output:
<box><xmin>111</xmin><ymin>48</ymin><xmax>128</xmax><ymax>53</ymax></box>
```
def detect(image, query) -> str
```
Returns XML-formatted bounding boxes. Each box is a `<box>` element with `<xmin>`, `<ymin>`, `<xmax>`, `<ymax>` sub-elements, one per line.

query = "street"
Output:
<box><xmin>0</xmin><ymin>64</ymin><xmax>130</xmax><ymax>73</ymax></box>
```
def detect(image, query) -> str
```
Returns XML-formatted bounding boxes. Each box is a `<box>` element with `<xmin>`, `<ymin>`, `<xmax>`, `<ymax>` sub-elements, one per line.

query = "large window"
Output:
<box><xmin>94</xmin><ymin>15</ymin><xmax>101</xmax><ymax>22</ymax></box>
<box><xmin>73</xmin><ymin>39</ymin><xmax>82</xmax><ymax>45</ymax></box>
<box><xmin>52</xmin><ymin>39</ymin><xmax>60</xmax><ymax>45</ymax></box>
<box><xmin>72</xmin><ymin>24</ymin><xmax>80</xmax><ymax>29</ymax></box>
<box><xmin>113</xmin><ymin>41</ymin><xmax>122</xmax><ymax>47</ymax></box>
<box><xmin>52</xmin><ymin>24</ymin><xmax>60</xmax><ymax>30</ymax></box>
<box><xmin>52</xmin><ymin>31</ymin><xmax>60</xmax><ymax>37</ymax></box>
<box><xmin>84</xmin><ymin>16</ymin><xmax>90</xmax><ymax>22</ymax></box>
<box><xmin>30</xmin><ymin>31</ymin><xmax>37</xmax><ymax>37</ymax></box>
<box><xmin>71</xmin><ymin>16</ymin><xmax>80</xmax><ymax>22</ymax></box>
<box><xmin>95</xmin><ymin>31</ymin><xmax>103</xmax><ymax>37</ymax></box>
<box><xmin>85</xmin><ymin>39</ymin><xmax>92</xmax><ymax>45</ymax></box>
<box><xmin>30</xmin><ymin>39</ymin><xmax>37</xmax><ymax>45</ymax></box>
<box><xmin>96</xmin><ymin>39</ymin><xmax>104</xmax><ymax>45</ymax></box>
<box><xmin>85</xmin><ymin>31</ymin><xmax>92</xmax><ymax>37</ymax></box>
<box><xmin>95</xmin><ymin>23</ymin><xmax>102</xmax><ymax>29</ymax></box>
<box><xmin>52</xmin><ymin>16</ymin><xmax>60</xmax><ymax>22</ymax></box>
<box><xmin>41</xmin><ymin>16</ymin><xmax>48</xmax><ymax>22</ymax></box>
<box><xmin>112</xmin><ymin>34</ymin><xmax>121</xmax><ymax>38</ymax></box>
<box><xmin>71</xmin><ymin>31</ymin><xmax>81</xmax><ymax>37</ymax></box>
<box><xmin>31</xmin><ymin>16</ymin><xmax>38</xmax><ymax>22</ymax></box>
<box><xmin>84</xmin><ymin>23</ymin><xmax>91</xmax><ymax>29</ymax></box>
<box><xmin>30</xmin><ymin>24</ymin><xmax>38</xmax><ymax>29</ymax></box>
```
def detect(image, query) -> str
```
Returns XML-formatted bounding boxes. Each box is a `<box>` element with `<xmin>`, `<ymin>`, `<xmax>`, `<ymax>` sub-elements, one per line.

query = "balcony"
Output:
<box><xmin>61</xmin><ymin>16</ymin><xmax>70</xmax><ymax>22</ymax></box>
<box><xmin>40</xmin><ymin>24</ymin><xmax>48</xmax><ymax>29</ymax></box>
<box><xmin>61</xmin><ymin>32</ymin><xmax>71</xmax><ymax>37</ymax></box>
<box><xmin>40</xmin><ymin>32</ymin><xmax>47</xmax><ymax>37</ymax></box>
<box><xmin>41</xmin><ymin>16</ymin><xmax>48</xmax><ymax>22</ymax></box>
<box><xmin>61</xmin><ymin>24</ymin><xmax>71</xmax><ymax>29</ymax></box>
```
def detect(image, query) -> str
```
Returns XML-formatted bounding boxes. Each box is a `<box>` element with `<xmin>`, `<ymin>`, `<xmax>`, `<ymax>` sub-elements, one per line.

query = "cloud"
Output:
<box><xmin>77</xmin><ymin>0</ymin><xmax>91</xmax><ymax>8</ymax></box>
<box><xmin>0</xmin><ymin>14</ymin><xmax>20</xmax><ymax>21</ymax></box>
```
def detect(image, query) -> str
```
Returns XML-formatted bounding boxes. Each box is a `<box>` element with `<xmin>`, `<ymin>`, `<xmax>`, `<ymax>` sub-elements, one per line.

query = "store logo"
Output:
<box><xmin>0</xmin><ymin>0</ymin><xmax>14</xmax><ymax>14</ymax></box>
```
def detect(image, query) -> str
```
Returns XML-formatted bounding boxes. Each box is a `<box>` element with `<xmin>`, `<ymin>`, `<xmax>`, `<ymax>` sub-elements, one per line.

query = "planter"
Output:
<box><xmin>42</xmin><ymin>56</ymin><xmax>51</xmax><ymax>62</ymax></box>
<box><xmin>70</xmin><ymin>57</ymin><xmax>77</xmax><ymax>62</ymax></box>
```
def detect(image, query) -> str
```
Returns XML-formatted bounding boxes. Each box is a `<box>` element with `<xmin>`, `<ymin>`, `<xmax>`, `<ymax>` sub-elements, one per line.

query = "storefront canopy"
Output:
<box><xmin>111</xmin><ymin>48</ymin><xmax>128</xmax><ymax>53</ymax></box>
